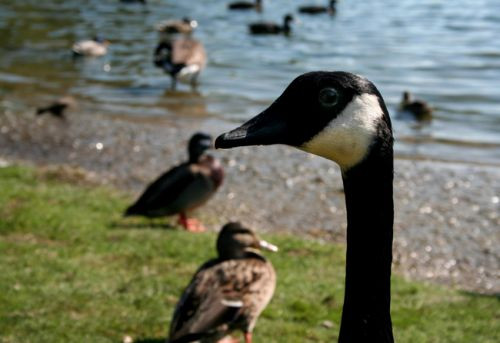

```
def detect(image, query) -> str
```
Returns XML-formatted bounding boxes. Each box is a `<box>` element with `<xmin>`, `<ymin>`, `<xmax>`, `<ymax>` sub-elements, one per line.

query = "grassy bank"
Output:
<box><xmin>0</xmin><ymin>165</ymin><xmax>498</xmax><ymax>342</ymax></box>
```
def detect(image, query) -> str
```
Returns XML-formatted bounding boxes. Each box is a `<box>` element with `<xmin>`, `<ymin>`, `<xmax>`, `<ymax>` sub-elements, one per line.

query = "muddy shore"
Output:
<box><xmin>0</xmin><ymin>109</ymin><xmax>498</xmax><ymax>294</ymax></box>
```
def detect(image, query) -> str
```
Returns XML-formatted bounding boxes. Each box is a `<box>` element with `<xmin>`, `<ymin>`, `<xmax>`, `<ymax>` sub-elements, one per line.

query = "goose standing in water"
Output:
<box><xmin>153</xmin><ymin>32</ymin><xmax>206</xmax><ymax>90</ymax></box>
<box><xmin>72</xmin><ymin>37</ymin><xmax>110</xmax><ymax>57</ymax></box>
<box><xmin>168</xmin><ymin>222</ymin><xmax>277</xmax><ymax>343</ymax></box>
<box><xmin>399</xmin><ymin>91</ymin><xmax>432</xmax><ymax>121</ymax></box>
<box><xmin>249</xmin><ymin>14</ymin><xmax>294</xmax><ymax>35</ymax></box>
<box><xmin>125</xmin><ymin>133</ymin><xmax>223</xmax><ymax>232</ymax></box>
<box><xmin>228</xmin><ymin>0</ymin><xmax>262</xmax><ymax>11</ymax></box>
<box><xmin>298</xmin><ymin>0</ymin><xmax>337</xmax><ymax>15</ymax></box>
<box><xmin>216</xmin><ymin>72</ymin><xmax>395</xmax><ymax>342</ymax></box>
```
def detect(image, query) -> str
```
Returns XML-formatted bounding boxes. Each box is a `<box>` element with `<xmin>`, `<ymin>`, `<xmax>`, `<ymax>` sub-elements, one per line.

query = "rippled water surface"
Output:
<box><xmin>1</xmin><ymin>0</ymin><xmax>499</xmax><ymax>164</ymax></box>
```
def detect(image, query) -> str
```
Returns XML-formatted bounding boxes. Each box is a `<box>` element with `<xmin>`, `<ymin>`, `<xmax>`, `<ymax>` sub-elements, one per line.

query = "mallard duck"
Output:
<box><xmin>153</xmin><ymin>37</ymin><xmax>206</xmax><ymax>89</ymax></box>
<box><xmin>216</xmin><ymin>71</ymin><xmax>396</xmax><ymax>341</ymax></box>
<box><xmin>168</xmin><ymin>222</ymin><xmax>277</xmax><ymax>343</ymax></box>
<box><xmin>36</xmin><ymin>96</ymin><xmax>76</xmax><ymax>119</ymax></box>
<box><xmin>249</xmin><ymin>14</ymin><xmax>294</xmax><ymax>35</ymax></box>
<box><xmin>72</xmin><ymin>37</ymin><xmax>110</xmax><ymax>57</ymax></box>
<box><xmin>298</xmin><ymin>0</ymin><xmax>337</xmax><ymax>15</ymax></box>
<box><xmin>228</xmin><ymin>0</ymin><xmax>262</xmax><ymax>11</ymax></box>
<box><xmin>399</xmin><ymin>91</ymin><xmax>432</xmax><ymax>120</ymax></box>
<box><xmin>124</xmin><ymin>133</ymin><xmax>223</xmax><ymax>232</ymax></box>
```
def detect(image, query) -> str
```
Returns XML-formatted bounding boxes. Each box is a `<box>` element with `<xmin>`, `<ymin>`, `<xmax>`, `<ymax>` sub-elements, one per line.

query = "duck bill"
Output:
<box><xmin>215</xmin><ymin>106</ymin><xmax>287</xmax><ymax>149</ymax></box>
<box><xmin>259</xmin><ymin>239</ymin><xmax>279</xmax><ymax>252</ymax></box>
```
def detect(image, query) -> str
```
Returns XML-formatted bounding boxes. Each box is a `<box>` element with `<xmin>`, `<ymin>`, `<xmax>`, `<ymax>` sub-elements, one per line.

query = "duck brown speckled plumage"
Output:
<box><xmin>168</xmin><ymin>222</ymin><xmax>277</xmax><ymax>343</ymax></box>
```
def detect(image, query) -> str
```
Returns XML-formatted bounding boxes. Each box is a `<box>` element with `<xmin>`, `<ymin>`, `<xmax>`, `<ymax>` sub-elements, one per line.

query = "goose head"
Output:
<box><xmin>188</xmin><ymin>132</ymin><xmax>212</xmax><ymax>162</ymax></box>
<box><xmin>215</xmin><ymin>71</ymin><xmax>391</xmax><ymax>170</ymax></box>
<box><xmin>217</xmin><ymin>222</ymin><xmax>278</xmax><ymax>259</ymax></box>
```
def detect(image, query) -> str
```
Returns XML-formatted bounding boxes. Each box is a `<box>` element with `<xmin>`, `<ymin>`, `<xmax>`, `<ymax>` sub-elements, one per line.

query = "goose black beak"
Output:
<box><xmin>215</xmin><ymin>106</ymin><xmax>287</xmax><ymax>149</ymax></box>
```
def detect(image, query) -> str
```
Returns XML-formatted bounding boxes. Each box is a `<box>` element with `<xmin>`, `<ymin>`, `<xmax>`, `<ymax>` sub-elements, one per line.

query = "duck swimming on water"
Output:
<box><xmin>168</xmin><ymin>222</ymin><xmax>277</xmax><ymax>343</ymax></box>
<box><xmin>72</xmin><ymin>37</ymin><xmax>110</xmax><ymax>57</ymax></box>
<box><xmin>298</xmin><ymin>0</ymin><xmax>337</xmax><ymax>15</ymax></box>
<box><xmin>228</xmin><ymin>0</ymin><xmax>262</xmax><ymax>11</ymax></box>
<box><xmin>216</xmin><ymin>72</ymin><xmax>395</xmax><ymax>342</ymax></box>
<box><xmin>399</xmin><ymin>91</ymin><xmax>432</xmax><ymax>120</ymax></box>
<box><xmin>249</xmin><ymin>14</ymin><xmax>294</xmax><ymax>35</ymax></box>
<box><xmin>125</xmin><ymin>133</ymin><xmax>223</xmax><ymax>232</ymax></box>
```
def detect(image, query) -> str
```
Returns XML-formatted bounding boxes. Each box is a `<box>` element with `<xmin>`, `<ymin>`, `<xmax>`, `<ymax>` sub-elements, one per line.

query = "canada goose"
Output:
<box><xmin>155</xmin><ymin>17</ymin><xmax>198</xmax><ymax>36</ymax></box>
<box><xmin>72</xmin><ymin>37</ymin><xmax>110</xmax><ymax>57</ymax></box>
<box><xmin>125</xmin><ymin>133</ymin><xmax>223</xmax><ymax>232</ymax></box>
<box><xmin>216</xmin><ymin>72</ymin><xmax>395</xmax><ymax>342</ymax></box>
<box><xmin>399</xmin><ymin>91</ymin><xmax>432</xmax><ymax>120</ymax></box>
<box><xmin>249</xmin><ymin>14</ymin><xmax>294</xmax><ymax>35</ymax></box>
<box><xmin>168</xmin><ymin>222</ymin><xmax>277</xmax><ymax>343</ymax></box>
<box><xmin>228</xmin><ymin>0</ymin><xmax>262</xmax><ymax>11</ymax></box>
<box><xmin>36</xmin><ymin>96</ymin><xmax>76</xmax><ymax>119</ymax></box>
<box><xmin>298</xmin><ymin>0</ymin><xmax>337</xmax><ymax>15</ymax></box>
<box><xmin>153</xmin><ymin>37</ymin><xmax>207</xmax><ymax>89</ymax></box>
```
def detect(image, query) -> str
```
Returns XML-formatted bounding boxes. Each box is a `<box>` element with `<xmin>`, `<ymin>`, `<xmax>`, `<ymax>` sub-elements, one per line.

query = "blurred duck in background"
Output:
<box><xmin>72</xmin><ymin>36</ymin><xmax>110</xmax><ymax>57</ymax></box>
<box><xmin>124</xmin><ymin>133</ymin><xmax>223</xmax><ymax>232</ymax></box>
<box><xmin>36</xmin><ymin>96</ymin><xmax>76</xmax><ymax>119</ymax></box>
<box><xmin>249</xmin><ymin>14</ymin><xmax>294</xmax><ymax>35</ymax></box>
<box><xmin>399</xmin><ymin>91</ymin><xmax>433</xmax><ymax>121</ymax></box>
<box><xmin>168</xmin><ymin>222</ymin><xmax>277</xmax><ymax>343</ymax></box>
<box><xmin>155</xmin><ymin>17</ymin><xmax>198</xmax><ymax>41</ymax></box>
<box><xmin>298</xmin><ymin>0</ymin><xmax>337</xmax><ymax>15</ymax></box>
<box><xmin>154</xmin><ymin>18</ymin><xmax>206</xmax><ymax>90</ymax></box>
<box><xmin>228</xmin><ymin>0</ymin><xmax>262</xmax><ymax>11</ymax></box>
<box><xmin>119</xmin><ymin>0</ymin><xmax>146</xmax><ymax>3</ymax></box>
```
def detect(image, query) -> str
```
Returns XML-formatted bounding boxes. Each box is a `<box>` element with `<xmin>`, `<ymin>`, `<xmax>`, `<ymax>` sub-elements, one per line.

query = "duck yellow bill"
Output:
<box><xmin>259</xmin><ymin>240</ymin><xmax>279</xmax><ymax>252</ymax></box>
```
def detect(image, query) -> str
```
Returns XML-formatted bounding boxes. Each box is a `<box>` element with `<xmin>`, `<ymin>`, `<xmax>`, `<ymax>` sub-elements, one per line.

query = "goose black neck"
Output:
<box><xmin>339</xmin><ymin>135</ymin><xmax>394</xmax><ymax>342</ymax></box>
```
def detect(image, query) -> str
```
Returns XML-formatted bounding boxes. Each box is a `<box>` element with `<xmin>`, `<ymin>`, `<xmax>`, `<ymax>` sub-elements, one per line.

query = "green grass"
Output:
<box><xmin>0</xmin><ymin>165</ymin><xmax>498</xmax><ymax>343</ymax></box>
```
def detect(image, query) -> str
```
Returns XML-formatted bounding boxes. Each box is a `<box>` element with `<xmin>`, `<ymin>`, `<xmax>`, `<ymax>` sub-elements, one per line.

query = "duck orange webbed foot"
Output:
<box><xmin>178</xmin><ymin>215</ymin><xmax>206</xmax><ymax>232</ymax></box>
<box><xmin>217</xmin><ymin>336</ymin><xmax>240</xmax><ymax>343</ymax></box>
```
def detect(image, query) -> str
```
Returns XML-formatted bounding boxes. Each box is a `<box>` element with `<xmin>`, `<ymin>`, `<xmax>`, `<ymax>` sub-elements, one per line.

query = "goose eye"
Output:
<box><xmin>318</xmin><ymin>88</ymin><xmax>339</xmax><ymax>107</ymax></box>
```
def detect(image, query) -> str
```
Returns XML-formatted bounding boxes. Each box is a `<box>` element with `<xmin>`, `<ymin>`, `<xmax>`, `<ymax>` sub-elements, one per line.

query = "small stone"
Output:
<box><xmin>321</xmin><ymin>320</ymin><xmax>334</xmax><ymax>329</ymax></box>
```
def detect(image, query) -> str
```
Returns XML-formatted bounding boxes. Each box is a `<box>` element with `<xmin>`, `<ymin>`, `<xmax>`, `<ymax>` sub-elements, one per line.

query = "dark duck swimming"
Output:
<box><xmin>216</xmin><ymin>72</ymin><xmax>395</xmax><ymax>342</ymax></box>
<box><xmin>125</xmin><ymin>133</ymin><xmax>223</xmax><ymax>232</ymax></box>
<box><xmin>168</xmin><ymin>222</ymin><xmax>277</xmax><ymax>343</ymax></box>
<box><xmin>249</xmin><ymin>14</ymin><xmax>294</xmax><ymax>35</ymax></box>
<box><xmin>298</xmin><ymin>0</ymin><xmax>337</xmax><ymax>15</ymax></box>
<box><xmin>228</xmin><ymin>0</ymin><xmax>262</xmax><ymax>11</ymax></box>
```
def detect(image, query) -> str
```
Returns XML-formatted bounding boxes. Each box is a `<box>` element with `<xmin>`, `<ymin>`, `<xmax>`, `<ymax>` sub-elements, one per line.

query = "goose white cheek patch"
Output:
<box><xmin>301</xmin><ymin>94</ymin><xmax>384</xmax><ymax>170</ymax></box>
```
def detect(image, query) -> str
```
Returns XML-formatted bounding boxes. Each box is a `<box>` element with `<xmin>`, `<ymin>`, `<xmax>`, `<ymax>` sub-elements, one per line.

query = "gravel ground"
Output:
<box><xmin>0</xmin><ymin>109</ymin><xmax>498</xmax><ymax>294</ymax></box>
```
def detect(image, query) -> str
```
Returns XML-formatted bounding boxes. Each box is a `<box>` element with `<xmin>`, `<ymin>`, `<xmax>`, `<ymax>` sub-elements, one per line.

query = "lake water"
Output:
<box><xmin>1</xmin><ymin>0</ymin><xmax>499</xmax><ymax>164</ymax></box>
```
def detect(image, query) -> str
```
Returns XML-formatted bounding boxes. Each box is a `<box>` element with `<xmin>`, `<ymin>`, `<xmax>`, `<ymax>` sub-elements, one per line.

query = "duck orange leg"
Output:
<box><xmin>178</xmin><ymin>213</ymin><xmax>206</xmax><ymax>232</ymax></box>
<box><xmin>244</xmin><ymin>333</ymin><xmax>252</xmax><ymax>343</ymax></box>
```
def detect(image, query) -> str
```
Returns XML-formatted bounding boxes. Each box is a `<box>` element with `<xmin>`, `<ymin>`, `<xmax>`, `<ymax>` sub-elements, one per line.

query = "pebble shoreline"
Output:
<box><xmin>0</xmin><ymin>110</ymin><xmax>498</xmax><ymax>294</ymax></box>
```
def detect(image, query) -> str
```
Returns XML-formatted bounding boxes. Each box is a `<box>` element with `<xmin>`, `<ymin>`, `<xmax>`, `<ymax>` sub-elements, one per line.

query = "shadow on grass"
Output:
<box><xmin>109</xmin><ymin>220</ymin><xmax>176</xmax><ymax>230</ymax></box>
<box><xmin>459</xmin><ymin>290</ymin><xmax>500</xmax><ymax>301</ymax></box>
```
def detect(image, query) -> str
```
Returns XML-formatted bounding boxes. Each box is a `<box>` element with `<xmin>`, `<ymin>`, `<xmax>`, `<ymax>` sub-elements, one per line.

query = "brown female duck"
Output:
<box><xmin>124</xmin><ymin>133</ymin><xmax>223</xmax><ymax>232</ymax></box>
<box><xmin>168</xmin><ymin>222</ymin><xmax>277</xmax><ymax>343</ymax></box>
<box><xmin>399</xmin><ymin>91</ymin><xmax>432</xmax><ymax>120</ymax></box>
